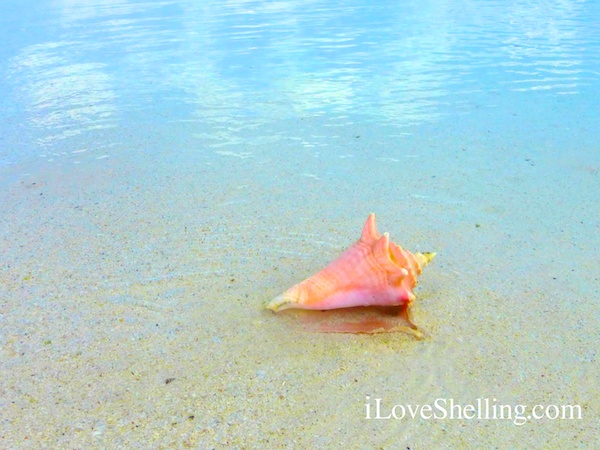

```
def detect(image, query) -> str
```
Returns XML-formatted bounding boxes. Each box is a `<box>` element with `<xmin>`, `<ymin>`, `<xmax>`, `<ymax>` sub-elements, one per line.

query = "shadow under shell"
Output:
<box><xmin>280</xmin><ymin>305</ymin><xmax>424</xmax><ymax>337</ymax></box>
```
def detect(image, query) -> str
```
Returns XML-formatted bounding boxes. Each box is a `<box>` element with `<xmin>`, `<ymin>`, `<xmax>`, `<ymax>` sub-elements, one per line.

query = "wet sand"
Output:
<box><xmin>1</xmin><ymin>119</ymin><xmax>597</xmax><ymax>448</ymax></box>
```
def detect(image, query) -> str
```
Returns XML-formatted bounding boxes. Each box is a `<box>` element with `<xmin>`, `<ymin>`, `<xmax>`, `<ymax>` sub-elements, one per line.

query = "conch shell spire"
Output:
<box><xmin>266</xmin><ymin>214</ymin><xmax>435</xmax><ymax>316</ymax></box>
<box><xmin>416</xmin><ymin>251</ymin><xmax>436</xmax><ymax>268</ymax></box>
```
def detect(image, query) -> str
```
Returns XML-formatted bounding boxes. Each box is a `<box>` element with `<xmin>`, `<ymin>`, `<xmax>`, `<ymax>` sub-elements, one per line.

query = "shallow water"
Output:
<box><xmin>1</xmin><ymin>0</ymin><xmax>599</xmax><ymax>448</ymax></box>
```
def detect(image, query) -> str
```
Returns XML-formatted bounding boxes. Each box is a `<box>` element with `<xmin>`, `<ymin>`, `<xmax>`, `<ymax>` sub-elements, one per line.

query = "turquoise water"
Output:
<box><xmin>3</xmin><ymin>0</ymin><xmax>599</xmax><ymax>168</ymax></box>
<box><xmin>1</xmin><ymin>0</ymin><xmax>599</xmax><ymax>448</ymax></box>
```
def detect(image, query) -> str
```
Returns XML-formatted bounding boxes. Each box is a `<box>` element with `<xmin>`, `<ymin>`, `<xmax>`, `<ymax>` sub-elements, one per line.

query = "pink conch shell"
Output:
<box><xmin>266</xmin><ymin>214</ymin><xmax>435</xmax><ymax>333</ymax></box>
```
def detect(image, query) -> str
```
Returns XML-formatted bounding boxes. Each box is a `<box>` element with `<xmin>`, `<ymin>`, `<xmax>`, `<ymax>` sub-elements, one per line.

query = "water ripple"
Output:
<box><xmin>1</xmin><ymin>0</ymin><xmax>599</xmax><ymax>159</ymax></box>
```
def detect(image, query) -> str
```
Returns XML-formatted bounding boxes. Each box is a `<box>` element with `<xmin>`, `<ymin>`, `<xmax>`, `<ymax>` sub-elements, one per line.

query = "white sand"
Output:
<box><xmin>1</xmin><ymin>120</ymin><xmax>597</xmax><ymax>448</ymax></box>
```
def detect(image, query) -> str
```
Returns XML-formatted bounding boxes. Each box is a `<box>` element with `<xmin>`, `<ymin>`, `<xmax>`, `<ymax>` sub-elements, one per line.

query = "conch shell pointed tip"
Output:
<box><xmin>416</xmin><ymin>252</ymin><xmax>436</xmax><ymax>268</ymax></box>
<box><xmin>265</xmin><ymin>294</ymin><xmax>283</xmax><ymax>312</ymax></box>
<box><xmin>265</xmin><ymin>293</ymin><xmax>296</xmax><ymax>312</ymax></box>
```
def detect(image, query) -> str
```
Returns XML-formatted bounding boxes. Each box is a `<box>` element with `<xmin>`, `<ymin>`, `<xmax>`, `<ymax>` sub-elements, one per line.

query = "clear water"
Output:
<box><xmin>1</xmin><ymin>0</ymin><xmax>599</xmax><ymax>448</ymax></box>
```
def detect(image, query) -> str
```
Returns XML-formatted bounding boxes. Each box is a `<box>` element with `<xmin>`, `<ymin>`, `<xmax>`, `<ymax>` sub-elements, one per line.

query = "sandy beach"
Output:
<box><xmin>2</xmin><ymin>114</ymin><xmax>598</xmax><ymax>448</ymax></box>
<box><xmin>1</xmin><ymin>0</ymin><xmax>599</xmax><ymax>448</ymax></box>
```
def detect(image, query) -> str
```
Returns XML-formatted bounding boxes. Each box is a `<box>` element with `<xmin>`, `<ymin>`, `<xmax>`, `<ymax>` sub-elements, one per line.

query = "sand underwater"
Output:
<box><xmin>2</xmin><ymin>114</ymin><xmax>599</xmax><ymax>448</ymax></box>
<box><xmin>1</xmin><ymin>1</ymin><xmax>600</xmax><ymax>448</ymax></box>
